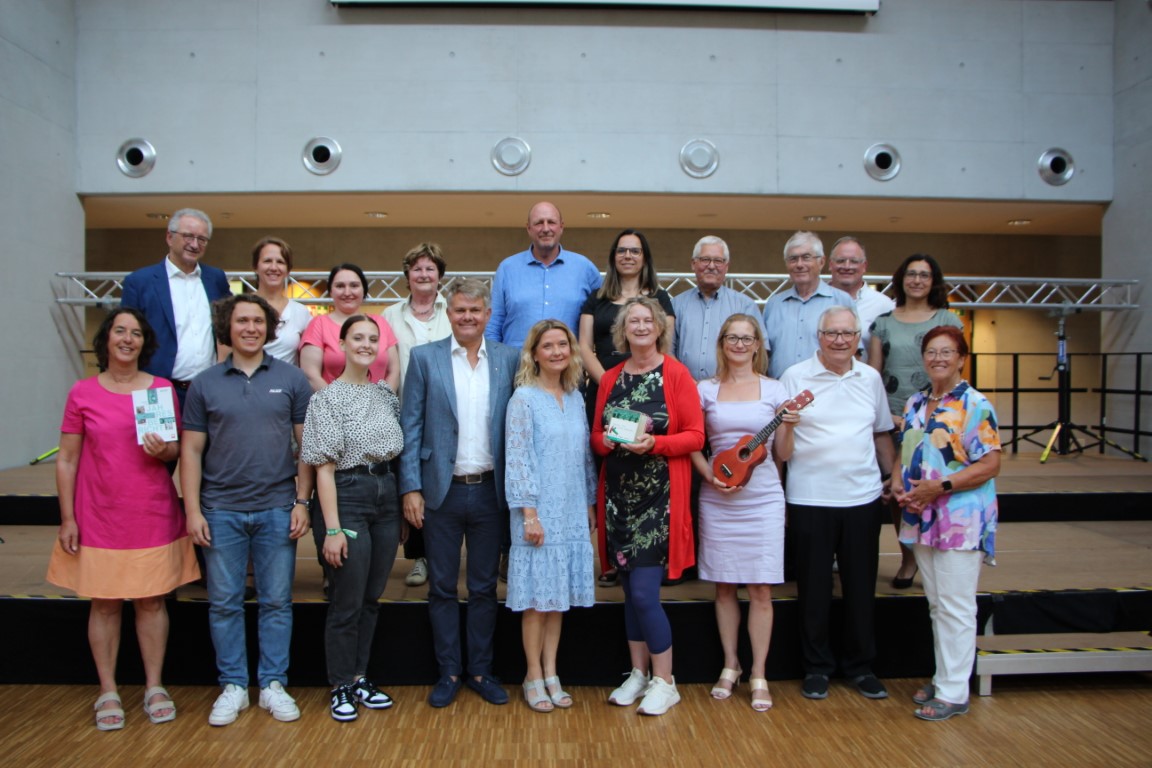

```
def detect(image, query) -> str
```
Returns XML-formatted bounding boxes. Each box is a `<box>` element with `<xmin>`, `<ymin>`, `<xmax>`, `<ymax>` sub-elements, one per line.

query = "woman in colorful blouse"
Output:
<box><xmin>890</xmin><ymin>325</ymin><xmax>1000</xmax><ymax>722</ymax></box>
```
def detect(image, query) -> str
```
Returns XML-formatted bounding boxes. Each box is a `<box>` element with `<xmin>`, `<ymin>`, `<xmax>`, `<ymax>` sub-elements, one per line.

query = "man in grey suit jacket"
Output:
<box><xmin>399</xmin><ymin>278</ymin><xmax>519</xmax><ymax>709</ymax></box>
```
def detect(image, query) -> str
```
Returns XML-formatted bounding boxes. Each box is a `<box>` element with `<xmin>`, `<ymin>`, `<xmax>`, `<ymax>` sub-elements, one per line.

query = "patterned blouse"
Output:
<box><xmin>301</xmin><ymin>380</ymin><xmax>404</xmax><ymax>470</ymax></box>
<box><xmin>897</xmin><ymin>380</ymin><xmax>1000</xmax><ymax>563</ymax></box>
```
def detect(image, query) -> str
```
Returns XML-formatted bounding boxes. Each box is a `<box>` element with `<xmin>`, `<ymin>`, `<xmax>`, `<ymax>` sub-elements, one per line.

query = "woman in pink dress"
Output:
<box><xmin>689</xmin><ymin>314</ymin><xmax>798</xmax><ymax>712</ymax></box>
<box><xmin>48</xmin><ymin>308</ymin><xmax>200</xmax><ymax>730</ymax></box>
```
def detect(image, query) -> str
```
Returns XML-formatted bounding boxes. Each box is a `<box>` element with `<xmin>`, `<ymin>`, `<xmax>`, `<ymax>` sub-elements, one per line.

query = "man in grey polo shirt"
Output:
<box><xmin>181</xmin><ymin>294</ymin><xmax>314</xmax><ymax>727</ymax></box>
<box><xmin>673</xmin><ymin>236</ymin><xmax>765</xmax><ymax>381</ymax></box>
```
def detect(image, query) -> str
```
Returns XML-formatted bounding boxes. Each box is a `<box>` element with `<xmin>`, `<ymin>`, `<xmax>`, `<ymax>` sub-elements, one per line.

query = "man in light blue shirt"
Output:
<box><xmin>763</xmin><ymin>231</ymin><xmax>855</xmax><ymax>379</ymax></box>
<box><xmin>672</xmin><ymin>236</ymin><xmax>765</xmax><ymax>381</ymax></box>
<box><xmin>486</xmin><ymin>201</ymin><xmax>601</xmax><ymax>350</ymax></box>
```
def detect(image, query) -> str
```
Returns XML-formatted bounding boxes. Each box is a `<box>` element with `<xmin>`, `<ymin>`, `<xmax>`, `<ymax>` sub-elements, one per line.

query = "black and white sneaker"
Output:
<box><xmin>353</xmin><ymin>677</ymin><xmax>394</xmax><ymax>709</ymax></box>
<box><xmin>330</xmin><ymin>685</ymin><xmax>358</xmax><ymax>722</ymax></box>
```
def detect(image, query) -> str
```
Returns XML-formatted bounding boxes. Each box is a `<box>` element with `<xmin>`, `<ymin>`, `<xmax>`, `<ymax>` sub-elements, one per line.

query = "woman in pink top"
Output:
<box><xmin>48</xmin><ymin>308</ymin><xmax>200</xmax><ymax>730</ymax></box>
<box><xmin>300</xmin><ymin>263</ymin><xmax>400</xmax><ymax>391</ymax></box>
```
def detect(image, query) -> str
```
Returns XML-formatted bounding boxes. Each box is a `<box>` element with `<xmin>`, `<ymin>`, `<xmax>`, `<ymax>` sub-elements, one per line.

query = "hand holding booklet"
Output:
<box><xmin>605</xmin><ymin>407</ymin><xmax>651</xmax><ymax>444</ymax></box>
<box><xmin>132</xmin><ymin>387</ymin><xmax>178</xmax><ymax>444</ymax></box>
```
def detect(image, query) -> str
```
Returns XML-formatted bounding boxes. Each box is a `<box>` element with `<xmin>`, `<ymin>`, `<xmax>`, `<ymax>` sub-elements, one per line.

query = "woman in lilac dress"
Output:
<box><xmin>690</xmin><ymin>314</ymin><xmax>797</xmax><ymax>712</ymax></box>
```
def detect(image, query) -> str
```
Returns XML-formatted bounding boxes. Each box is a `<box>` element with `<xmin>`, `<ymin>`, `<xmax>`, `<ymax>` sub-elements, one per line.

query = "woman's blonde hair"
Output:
<box><xmin>713</xmin><ymin>313</ymin><xmax>768</xmax><ymax>381</ymax></box>
<box><xmin>610</xmin><ymin>296</ymin><xmax>671</xmax><ymax>356</ymax></box>
<box><xmin>515</xmin><ymin>319</ymin><xmax>583</xmax><ymax>392</ymax></box>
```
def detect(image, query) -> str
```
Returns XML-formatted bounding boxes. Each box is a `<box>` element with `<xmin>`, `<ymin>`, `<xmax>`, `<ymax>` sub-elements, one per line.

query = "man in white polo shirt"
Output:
<box><xmin>779</xmin><ymin>305</ymin><xmax>895</xmax><ymax>702</ymax></box>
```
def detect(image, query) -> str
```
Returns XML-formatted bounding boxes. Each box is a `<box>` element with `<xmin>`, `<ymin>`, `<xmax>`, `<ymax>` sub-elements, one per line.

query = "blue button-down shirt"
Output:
<box><xmin>672</xmin><ymin>286</ymin><xmax>765</xmax><ymax>381</ymax></box>
<box><xmin>486</xmin><ymin>246</ymin><xmax>601</xmax><ymax>350</ymax></box>
<box><xmin>763</xmin><ymin>281</ymin><xmax>856</xmax><ymax>379</ymax></box>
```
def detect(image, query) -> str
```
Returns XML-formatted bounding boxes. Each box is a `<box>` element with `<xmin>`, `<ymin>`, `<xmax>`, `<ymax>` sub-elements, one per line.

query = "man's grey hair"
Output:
<box><xmin>167</xmin><ymin>208</ymin><xmax>213</xmax><ymax>238</ymax></box>
<box><xmin>445</xmin><ymin>276</ymin><xmax>491</xmax><ymax>309</ymax></box>
<box><xmin>830</xmin><ymin>235</ymin><xmax>866</xmax><ymax>261</ymax></box>
<box><xmin>783</xmin><ymin>230</ymin><xmax>824</xmax><ymax>261</ymax></box>
<box><xmin>692</xmin><ymin>235</ymin><xmax>730</xmax><ymax>262</ymax></box>
<box><xmin>817</xmin><ymin>305</ymin><xmax>860</xmax><ymax>332</ymax></box>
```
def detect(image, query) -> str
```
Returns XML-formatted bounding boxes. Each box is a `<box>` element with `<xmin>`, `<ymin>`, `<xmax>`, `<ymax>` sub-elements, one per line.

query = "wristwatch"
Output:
<box><xmin>940</xmin><ymin>479</ymin><xmax>953</xmax><ymax>493</ymax></box>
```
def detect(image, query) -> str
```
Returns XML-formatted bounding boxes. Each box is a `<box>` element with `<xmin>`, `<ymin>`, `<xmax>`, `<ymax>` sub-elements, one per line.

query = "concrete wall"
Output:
<box><xmin>75</xmin><ymin>0</ymin><xmax>1112</xmax><ymax>204</ymax></box>
<box><xmin>1101</xmin><ymin>1</ymin><xmax>1152</xmax><ymax>456</ymax></box>
<box><xmin>0</xmin><ymin>1</ymin><xmax>83</xmax><ymax>469</ymax></box>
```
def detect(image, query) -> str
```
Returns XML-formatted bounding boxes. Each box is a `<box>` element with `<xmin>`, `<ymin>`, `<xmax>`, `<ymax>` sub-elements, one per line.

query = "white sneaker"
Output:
<box><xmin>209</xmin><ymin>684</ymin><xmax>249</xmax><ymax>726</ymax></box>
<box><xmin>608</xmin><ymin>668</ymin><xmax>650</xmax><ymax>706</ymax></box>
<box><xmin>259</xmin><ymin>681</ymin><xmax>301</xmax><ymax>722</ymax></box>
<box><xmin>637</xmin><ymin>676</ymin><xmax>680</xmax><ymax>716</ymax></box>
<box><xmin>405</xmin><ymin>557</ymin><xmax>429</xmax><ymax>587</ymax></box>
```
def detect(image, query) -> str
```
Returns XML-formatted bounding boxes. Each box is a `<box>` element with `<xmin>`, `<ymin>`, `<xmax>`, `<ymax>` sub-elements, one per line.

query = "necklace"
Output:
<box><xmin>410</xmin><ymin>302</ymin><xmax>435</xmax><ymax>319</ymax></box>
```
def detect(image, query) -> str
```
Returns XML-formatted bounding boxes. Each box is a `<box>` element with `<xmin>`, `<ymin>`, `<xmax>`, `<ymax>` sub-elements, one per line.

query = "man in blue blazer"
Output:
<box><xmin>400</xmin><ymin>278</ymin><xmax>519</xmax><ymax>709</ymax></box>
<box><xmin>120</xmin><ymin>208</ymin><xmax>232</xmax><ymax>405</ymax></box>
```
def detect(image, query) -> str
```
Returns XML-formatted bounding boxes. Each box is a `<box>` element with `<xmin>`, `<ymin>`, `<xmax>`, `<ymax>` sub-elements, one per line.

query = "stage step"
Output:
<box><xmin>975</xmin><ymin>631</ymin><xmax>1152</xmax><ymax>695</ymax></box>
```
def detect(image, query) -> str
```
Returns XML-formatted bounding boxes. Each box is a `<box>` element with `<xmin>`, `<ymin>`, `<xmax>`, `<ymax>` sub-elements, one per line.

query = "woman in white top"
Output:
<box><xmin>381</xmin><ymin>242</ymin><xmax>451</xmax><ymax>398</ymax></box>
<box><xmin>251</xmin><ymin>237</ymin><xmax>312</xmax><ymax>365</ymax></box>
<box><xmin>381</xmin><ymin>243</ymin><xmax>452</xmax><ymax>587</ymax></box>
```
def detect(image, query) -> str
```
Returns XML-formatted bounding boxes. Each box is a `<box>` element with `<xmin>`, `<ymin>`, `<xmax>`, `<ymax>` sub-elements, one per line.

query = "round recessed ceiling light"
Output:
<box><xmin>1007</xmin><ymin>219</ymin><xmax>1032</xmax><ymax>226</ymax></box>
<box><xmin>679</xmin><ymin>139</ymin><xmax>719</xmax><ymax>178</ymax></box>
<box><xmin>803</xmin><ymin>215</ymin><xmax>826</xmax><ymax>223</ymax></box>
<box><xmin>586</xmin><ymin>212</ymin><xmax>611</xmax><ymax>220</ymax></box>
<box><xmin>145</xmin><ymin>212</ymin><xmax>169</xmax><ymax>220</ymax></box>
<box><xmin>364</xmin><ymin>211</ymin><xmax>388</xmax><ymax>219</ymax></box>
<box><xmin>1037</xmin><ymin>148</ymin><xmax>1074</xmax><ymax>186</ymax></box>
<box><xmin>491</xmin><ymin>137</ymin><xmax>531</xmax><ymax>176</ymax></box>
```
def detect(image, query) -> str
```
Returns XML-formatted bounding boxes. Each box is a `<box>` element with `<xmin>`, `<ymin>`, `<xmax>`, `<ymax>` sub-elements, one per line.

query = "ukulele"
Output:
<box><xmin>711</xmin><ymin>389</ymin><xmax>814</xmax><ymax>488</ymax></box>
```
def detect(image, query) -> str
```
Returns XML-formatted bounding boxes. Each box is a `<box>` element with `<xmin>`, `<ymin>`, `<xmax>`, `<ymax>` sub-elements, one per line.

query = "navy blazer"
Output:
<box><xmin>120</xmin><ymin>259</ymin><xmax>232</xmax><ymax>379</ymax></box>
<box><xmin>399</xmin><ymin>336</ymin><xmax>519</xmax><ymax>511</ymax></box>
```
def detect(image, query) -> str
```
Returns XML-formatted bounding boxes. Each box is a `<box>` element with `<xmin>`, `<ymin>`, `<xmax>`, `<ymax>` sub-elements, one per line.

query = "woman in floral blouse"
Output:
<box><xmin>891</xmin><ymin>325</ymin><xmax>1001</xmax><ymax>722</ymax></box>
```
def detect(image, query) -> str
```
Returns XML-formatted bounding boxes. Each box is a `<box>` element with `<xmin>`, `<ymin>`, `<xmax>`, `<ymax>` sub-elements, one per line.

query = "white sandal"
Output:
<box><xmin>710</xmin><ymin>667</ymin><xmax>741</xmax><ymax>700</ymax></box>
<box><xmin>94</xmin><ymin>691</ymin><xmax>125</xmax><ymax>731</ymax></box>
<box><xmin>543</xmin><ymin>676</ymin><xmax>573</xmax><ymax>708</ymax></box>
<box><xmin>750</xmin><ymin>678</ymin><xmax>773</xmax><ymax>712</ymax></box>
<box><xmin>143</xmin><ymin>686</ymin><xmax>176</xmax><ymax>724</ymax></box>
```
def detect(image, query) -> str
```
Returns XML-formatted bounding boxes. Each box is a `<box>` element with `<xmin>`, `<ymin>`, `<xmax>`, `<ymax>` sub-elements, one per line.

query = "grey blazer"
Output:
<box><xmin>398</xmin><ymin>336</ymin><xmax>519</xmax><ymax>511</ymax></box>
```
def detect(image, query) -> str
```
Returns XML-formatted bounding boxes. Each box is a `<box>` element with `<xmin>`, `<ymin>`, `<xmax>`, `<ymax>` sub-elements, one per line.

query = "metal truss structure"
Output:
<box><xmin>54</xmin><ymin>271</ymin><xmax>1139</xmax><ymax>312</ymax></box>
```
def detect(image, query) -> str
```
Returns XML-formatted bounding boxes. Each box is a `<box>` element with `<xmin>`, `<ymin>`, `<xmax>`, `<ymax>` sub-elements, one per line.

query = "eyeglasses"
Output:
<box><xmin>173</xmin><ymin>231</ymin><xmax>210</xmax><ymax>246</ymax></box>
<box><xmin>924</xmin><ymin>348</ymin><xmax>960</xmax><ymax>360</ymax></box>
<box><xmin>616</xmin><ymin>246</ymin><xmax>643</xmax><ymax>257</ymax></box>
<box><xmin>722</xmin><ymin>334</ymin><xmax>757</xmax><ymax>347</ymax></box>
<box><xmin>693</xmin><ymin>257</ymin><xmax>728</xmax><ymax>266</ymax></box>
<box><xmin>785</xmin><ymin>252</ymin><xmax>818</xmax><ymax>264</ymax></box>
<box><xmin>831</xmin><ymin>257</ymin><xmax>865</xmax><ymax>266</ymax></box>
<box><xmin>905</xmin><ymin>270</ymin><xmax>933</xmax><ymax>281</ymax></box>
<box><xmin>818</xmin><ymin>329</ymin><xmax>860</xmax><ymax>340</ymax></box>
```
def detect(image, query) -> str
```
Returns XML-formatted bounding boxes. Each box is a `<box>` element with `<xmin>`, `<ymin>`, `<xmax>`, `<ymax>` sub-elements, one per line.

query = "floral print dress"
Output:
<box><xmin>603</xmin><ymin>365</ymin><xmax>671</xmax><ymax>570</ymax></box>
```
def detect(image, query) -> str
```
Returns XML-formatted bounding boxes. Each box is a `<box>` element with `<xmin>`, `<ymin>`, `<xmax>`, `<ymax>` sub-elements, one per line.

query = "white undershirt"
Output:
<box><xmin>166</xmin><ymin>258</ymin><xmax>215</xmax><ymax>381</ymax></box>
<box><xmin>450</xmin><ymin>336</ymin><xmax>493</xmax><ymax>475</ymax></box>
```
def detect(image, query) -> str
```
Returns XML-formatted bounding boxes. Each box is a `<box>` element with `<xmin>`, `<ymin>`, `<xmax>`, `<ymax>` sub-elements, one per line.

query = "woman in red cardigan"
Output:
<box><xmin>592</xmin><ymin>296</ymin><xmax>704</xmax><ymax>717</ymax></box>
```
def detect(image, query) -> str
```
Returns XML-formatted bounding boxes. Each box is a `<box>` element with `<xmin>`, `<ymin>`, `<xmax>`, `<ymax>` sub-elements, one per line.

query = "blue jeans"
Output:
<box><xmin>203</xmin><ymin>505</ymin><xmax>297</xmax><ymax>689</ymax></box>
<box><xmin>423</xmin><ymin>479</ymin><xmax>501</xmax><ymax>678</ymax></box>
<box><xmin>322</xmin><ymin>468</ymin><xmax>401</xmax><ymax>687</ymax></box>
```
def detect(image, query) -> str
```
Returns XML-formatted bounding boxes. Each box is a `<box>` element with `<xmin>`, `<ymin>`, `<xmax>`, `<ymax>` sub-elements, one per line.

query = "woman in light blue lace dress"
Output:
<box><xmin>505</xmin><ymin>320</ymin><xmax>597</xmax><ymax>713</ymax></box>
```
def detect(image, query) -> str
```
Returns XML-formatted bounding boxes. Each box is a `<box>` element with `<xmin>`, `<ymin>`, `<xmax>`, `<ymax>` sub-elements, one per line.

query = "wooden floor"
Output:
<box><xmin>2</xmin><ymin>675</ymin><xmax>1150</xmax><ymax>767</ymax></box>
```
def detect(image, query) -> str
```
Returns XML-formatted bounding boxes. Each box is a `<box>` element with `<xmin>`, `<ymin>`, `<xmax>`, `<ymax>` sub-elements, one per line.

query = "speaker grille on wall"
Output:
<box><xmin>116</xmin><ymin>138</ymin><xmax>156</xmax><ymax>178</ymax></box>
<box><xmin>679</xmin><ymin>139</ymin><xmax>719</xmax><ymax>178</ymax></box>
<box><xmin>303</xmin><ymin>137</ymin><xmax>342</xmax><ymax>175</ymax></box>
<box><xmin>863</xmin><ymin>143</ymin><xmax>900</xmax><ymax>181</ymax></box>
<box><xmin>491</xmin><ymin>137</ymin><xmax>531</xmax><ymax>176</ymax></box>
<box><xmin>1038</xmin><ymin>148</ymin><xmax>1075</xmax><ymax>186</ymax></box>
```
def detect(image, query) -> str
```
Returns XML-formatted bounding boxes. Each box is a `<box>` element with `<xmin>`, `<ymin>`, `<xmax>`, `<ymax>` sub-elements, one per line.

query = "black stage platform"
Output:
<box><xmin>2</xmin><ymin>456</ymin><xmax>1150</xmax><ymax>687</ymax></box>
